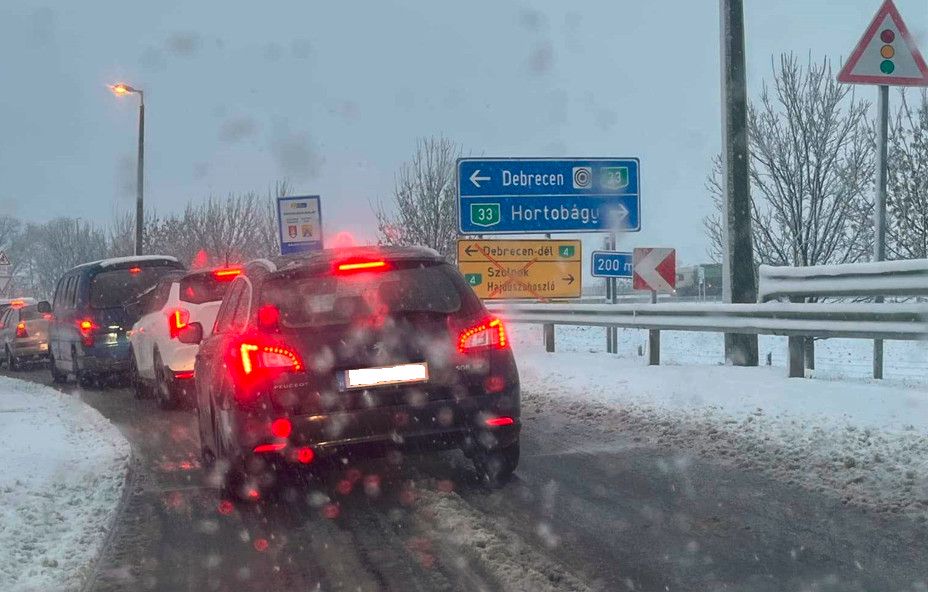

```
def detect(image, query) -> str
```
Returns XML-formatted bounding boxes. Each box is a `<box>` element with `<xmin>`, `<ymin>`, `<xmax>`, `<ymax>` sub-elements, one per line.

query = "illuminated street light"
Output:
<box><xmin>108</xmin><ymin>82</ymin><xmax>145</xmax><ymax>255</ymax></box>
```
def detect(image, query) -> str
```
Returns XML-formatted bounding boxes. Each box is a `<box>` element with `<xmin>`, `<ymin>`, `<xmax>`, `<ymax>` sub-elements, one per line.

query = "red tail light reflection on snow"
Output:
<box><xmin>458</xmin><ymin>318</ymin><xmax>508</xmax><ymax>353</ymax></box>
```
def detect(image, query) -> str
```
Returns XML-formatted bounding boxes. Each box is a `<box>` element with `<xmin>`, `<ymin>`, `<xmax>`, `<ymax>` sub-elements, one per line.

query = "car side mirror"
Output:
<box><xmin>178</xmin><ymin>322</ymin><xmax>203</xmax><ymax>345</ymax></box>
<box><xmin>37</xmin><ymin>301</ymin><xmax>51</xmax><ymax>314</ymax></box>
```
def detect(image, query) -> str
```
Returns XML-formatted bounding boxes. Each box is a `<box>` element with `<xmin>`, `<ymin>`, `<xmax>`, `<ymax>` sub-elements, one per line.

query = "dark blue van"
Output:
<box><xmin>48</xmin><ymin>256</ymin><xmax>185</xmax><ymax>386</ymax></box>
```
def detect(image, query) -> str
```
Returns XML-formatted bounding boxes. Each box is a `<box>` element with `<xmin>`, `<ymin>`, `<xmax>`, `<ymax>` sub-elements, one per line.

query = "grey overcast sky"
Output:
<box><xmin>1</xmin><ymin>0</ymin><xmax>926</xmax><ymax>264</ymax></box>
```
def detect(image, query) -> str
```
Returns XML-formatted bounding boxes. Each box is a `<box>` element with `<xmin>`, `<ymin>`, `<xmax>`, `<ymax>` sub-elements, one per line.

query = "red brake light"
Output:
<box><xmin>295</xmin><ymin>447</ymin><xmax>315</xmax><ymax>464</ymax></box>
<box><xmin>213</xmin><ymin>268</ymin><xmax>241</xmax><ymax>280</ymax></box>
<box><xmin>253</xmin><ymin>442</ymin><xmax>286</xmax><ymax>454</ymax></box>
<box><xmin>458</xmin><ymin>317</ymin><xmax>508</xmax><ymax>353</ymax></box>
<box><xmin>238</xmin><ymin>342</ymin><xmax>303</xmax><ymax>375</ymax></box>
<box><xmin>257</xmin><ymin>305</ymin><xmax>280</xmax><ymax>329</ymax></box>
<box><xmin>485</xmin><ymin>416</ymin><xmax>515</xmax><ymax>427</ymax></box>
<box><xmin>15</xmin><ymin>322</ymin><xmax>27</xmax><ymax>338</ymax></box>
<box><xmin>128</xmin><ymin>266</ymin><xmax>141</xmax><ymax>275</ymax></box>
<box><xmin>168</xmin><ymin>309</ymin><xmax>190</xmax><ymax>339</ymax></box>
<box><xmin>335</xmin><ymin>260</ymin><xmax>388</xmax><ymax>274</ymax></box>
<box><xmin>78</xmin><ymin>319</ymin><xmax>95</xmax><ymax>347</ymax></box>
<box><xmin>270</xmin><ymin>418</ymin><xmax>292</xmax><ymax>439</ymax></box>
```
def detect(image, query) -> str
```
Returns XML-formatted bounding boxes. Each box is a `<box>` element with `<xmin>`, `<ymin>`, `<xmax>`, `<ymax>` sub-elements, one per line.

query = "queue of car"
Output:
<box><xmin>5</xmin><ymin>246</ymin><xmax>521</xmax><ymax>500</ymax></box>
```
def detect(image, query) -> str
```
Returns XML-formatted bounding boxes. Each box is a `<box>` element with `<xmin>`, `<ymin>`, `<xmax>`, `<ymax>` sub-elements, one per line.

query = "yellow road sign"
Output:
<box><xmin>457</xmin><ymin>239</ymin><xmax>582</xmax><ymax>300</ymax></box>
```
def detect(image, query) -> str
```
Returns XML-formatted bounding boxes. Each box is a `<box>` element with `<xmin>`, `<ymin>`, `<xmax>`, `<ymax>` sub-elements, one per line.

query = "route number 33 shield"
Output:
<box><xmin>470</xmin><ymin>203</ymin><xmax>501</xmax><ymax>228</ymax></box>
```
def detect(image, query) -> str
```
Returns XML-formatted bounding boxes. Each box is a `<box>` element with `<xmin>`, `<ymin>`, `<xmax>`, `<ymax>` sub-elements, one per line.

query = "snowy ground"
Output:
<box><xmin>0</xmin><ymin>377</ymin><xmax>130</xmax><ymax>592</ymax></box>
<box><xmin>510</xmin><ymin>324</ymin><xmax>928</xmax><ymax>521</ymax></box>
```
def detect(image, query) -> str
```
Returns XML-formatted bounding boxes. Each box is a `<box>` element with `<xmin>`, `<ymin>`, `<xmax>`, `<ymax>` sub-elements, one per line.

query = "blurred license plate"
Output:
<box><xmin>345</xmin><ymin>363</ymin><xmax>429</xmax><ymax>390</ymax></box>
<box><xmin>39</xmin><ymin>343</ymin><xmax>48</xmax><ymax>351</ymax></box>
<box><xmin>106</xmin><ymin>332</ymin><xmax>119</xmax><ymax>345</ymax></box>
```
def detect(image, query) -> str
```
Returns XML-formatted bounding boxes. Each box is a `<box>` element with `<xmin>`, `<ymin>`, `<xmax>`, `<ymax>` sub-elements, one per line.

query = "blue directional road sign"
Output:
<box><xmin>591</xmin><ymin>250</ymin><xmax>634</xmax><ymax>278</ymax></box>
<box><xmin>458</xmin><ymin>158</ymin><xmax>640</xmax><ymax>234</ymax></box>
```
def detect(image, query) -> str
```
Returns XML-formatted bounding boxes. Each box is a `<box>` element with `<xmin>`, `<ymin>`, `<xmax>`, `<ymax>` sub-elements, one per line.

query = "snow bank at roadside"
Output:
<box><xmin>515</xmin><ymin>347</ymin><xmax>928</xmax><ymax>521</ymax></box>
<box><xmin>0</xmin><ymin>377</ymin><xmax>130</xmax><ymax>592</ymax></box>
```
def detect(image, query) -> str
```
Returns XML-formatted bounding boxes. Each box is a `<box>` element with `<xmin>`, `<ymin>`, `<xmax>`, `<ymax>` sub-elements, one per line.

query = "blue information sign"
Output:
<box><xmin>277</xmin><ymin>195</ymin><xmax>323</xmax><ymax>256</ymax></box>
<box><xmin>591</xmin><ymin>250</ymin><xmax>634</xmax><ymax>278</ymax></box>
<box><xmin>458</xmin><ymin>158</ymin><xmax>640</xmax><ymax>234</ymax></box>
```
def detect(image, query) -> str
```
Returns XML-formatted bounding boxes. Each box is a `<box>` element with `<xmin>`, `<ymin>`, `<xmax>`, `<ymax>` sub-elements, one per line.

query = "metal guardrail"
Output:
<box><xmin>486</xmin><ymin>302</ymin><xmax>928</xmax><ymax>341</ymax></box>
<box><xmin>486</xmin><ymin>301</ymin><xmax>928</xmax><ymax>377</ymax></box>
<box><xmin>758</xmin><ymin>259</ymin><xmax>928</xmax><ymax>301</ymax></box>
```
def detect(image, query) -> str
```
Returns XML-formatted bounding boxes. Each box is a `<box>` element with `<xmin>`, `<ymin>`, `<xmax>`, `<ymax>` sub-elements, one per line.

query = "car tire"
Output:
<box><xmin>49</xmin><ymin>353</ymin><xmax>68</xmax><ymax>384</ymax></box>
<box><xmin>71</xmin><ymin>346</ymin><xmax>94</xmax><ymax>388</ymax></box>
<box><xmin>474</xmin><ymin>441</ymin><xmax>519</xmax><ymax>488</ymax></box>
<box><xmin>5</xmin><ymin>346</ymin><xmax>19</xmax><ymax>372</ymax></box>
<box><xmin>77</xmin><ymin>371</ymin><xmax>95</xmax><ymax>389</ymax></box>
<box><xmin>154</xmin><ymin>351</ymin><xmax>177</xmax><ymax>410</ymax></box>
<box><xmin>129</xmin><ymin>353</ymin><xmax>149</xmax><ymax>399</ymax></box>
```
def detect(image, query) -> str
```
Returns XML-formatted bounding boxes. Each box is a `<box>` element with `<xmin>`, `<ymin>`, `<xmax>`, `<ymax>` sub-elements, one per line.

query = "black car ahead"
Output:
<box><xmin>190</xmin><ymin>247</ymin><xmax>520</xmax><ymax>499</ymax></box>
<box><xmin>48</xmin><ymin>256</ymin><xmax>186</xmax><ymax>386</ymax></box>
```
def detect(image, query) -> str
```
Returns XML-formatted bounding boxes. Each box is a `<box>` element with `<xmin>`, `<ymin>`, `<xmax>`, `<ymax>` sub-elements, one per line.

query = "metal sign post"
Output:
<box><xmin>873</xmin><ymin>84</ymin><xmax>889</xmax><ymax>379</ymax></box>
<box><xmin>836</xmin><ymin>0</ymin><xmax>928</xmax><ymax>378</ymax></box>
<box><xmin>606</xmin><ymin>233</ymin><xmax>618</xmax><ymax>353</ymax></box>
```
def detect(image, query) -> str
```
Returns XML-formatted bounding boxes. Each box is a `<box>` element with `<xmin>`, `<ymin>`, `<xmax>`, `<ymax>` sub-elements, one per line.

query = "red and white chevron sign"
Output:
<box><xmin>633</xmin><ymin>248</ymin><xmax>676</xmax><ymax>293</ymax></box>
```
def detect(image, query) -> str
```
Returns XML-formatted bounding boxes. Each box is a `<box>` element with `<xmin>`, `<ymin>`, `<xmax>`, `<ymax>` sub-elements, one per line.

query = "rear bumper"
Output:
<box><xmin>164</xmin><ymin>344</ymin><xmax>198</xmax><ymax>373</ymax></box>
<box><xmin>233</xmin><ymin>390</ymin><xmax>521</xmax><ymax>462</ymax></box>
<box><xmin>12</xmin><ymin>340</ymin><xmax>49</xmax><ymax>359</ymax></box>
<box><xmin>80</xmin><ymin>343</ymin><xmax>132</xmax><ymax>374</ymax></box>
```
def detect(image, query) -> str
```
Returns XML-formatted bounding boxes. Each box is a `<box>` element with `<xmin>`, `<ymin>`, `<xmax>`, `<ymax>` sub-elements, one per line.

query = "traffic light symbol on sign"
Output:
<box><xmin>880</xmin><ymin>28</ymin><xmax>896</xmax><ymax>74</ymax></box>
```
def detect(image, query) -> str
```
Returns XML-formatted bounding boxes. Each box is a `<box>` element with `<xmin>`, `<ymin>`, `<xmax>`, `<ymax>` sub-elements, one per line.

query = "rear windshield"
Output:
<box><xmin>18</xmin><ymin>306</ymin><xmax>40</xmax><ymax>321</ymax></box>
<box><xmin>261</xmin><ymin>262</ymin><xmax>474</xmax><ymax>327</ymax></box>
<box><xmin>90</xmin><ymin>266</ymin><xmax>180</xmax><ymax>309</ymax></box>
<box><xmin>180</xmin><ymin>273</ymin><xmax>234</xmax><ymax>305</ymax></box>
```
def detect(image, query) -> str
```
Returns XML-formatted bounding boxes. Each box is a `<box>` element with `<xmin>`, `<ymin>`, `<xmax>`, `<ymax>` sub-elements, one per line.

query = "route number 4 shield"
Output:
<box><xmin>470</xmin><ymin>203</ymin><xmax>501</xmax><ymax>228</ymax></box>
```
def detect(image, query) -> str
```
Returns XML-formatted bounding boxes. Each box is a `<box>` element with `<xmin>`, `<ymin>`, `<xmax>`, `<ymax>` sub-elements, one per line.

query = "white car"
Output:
<box><xmin>128</xmin><ymin>267</ymin><xmax>240</xmax><ymax>408</ymax></box>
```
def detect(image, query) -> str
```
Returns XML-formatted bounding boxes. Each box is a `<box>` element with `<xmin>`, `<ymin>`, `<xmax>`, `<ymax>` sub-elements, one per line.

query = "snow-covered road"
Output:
<box><xmin>0</xmin><ymin>377</ymin><xmax>129</xmax><ymax>592</ymax></box>
<box><xmin>511</xmin><ymin>325</ymin><xmax>928</xmax><ymax>520</ymax></box>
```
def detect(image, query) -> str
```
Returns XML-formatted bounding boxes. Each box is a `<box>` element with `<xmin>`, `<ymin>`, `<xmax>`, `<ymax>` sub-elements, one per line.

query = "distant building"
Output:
<box><xmin>675</xmin><ymin>263</ymin><xmax>722</xmax><ymax>299</ymax></box>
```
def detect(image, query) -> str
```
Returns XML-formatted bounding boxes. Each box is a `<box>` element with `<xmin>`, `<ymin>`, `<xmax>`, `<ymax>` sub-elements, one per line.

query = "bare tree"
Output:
<box><xmin>255</xmin><ymin>180</ymin><xmax>291</xmax><ymax>259</ymax></box>
<box><xmin>887</xmin><ymin>90</ymin><xmax>928</xmax><ymax>259</ymax></box>
<box><xmin>375</xmin><ymin>136</ymin><xmax>461</xmax><ymax>260</ymax></box>
<box><xmin>28</xmin><ymin>218</ymin><xmax>107</xmax><ymax>298</ymax></box>
<box><xmin>704</xmin><ymin>54</ymin><xmax>874</xmax><ymax>267</ymax></box>
<box><xmin>182</xmin><ymin>192</ymin><xmax>266</xmax><ymax>266</ymax></box>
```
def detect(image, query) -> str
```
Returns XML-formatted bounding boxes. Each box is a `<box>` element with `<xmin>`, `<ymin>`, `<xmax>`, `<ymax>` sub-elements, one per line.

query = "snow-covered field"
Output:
<box><xmin>510</xmin><ymin>324</ymin><xmax>928</xmax><ymax>520</ymax></box>
<box><xmin>0</xmin><ymin>378</ymin><xmax>130</xmax><ymax>592</ymax></box>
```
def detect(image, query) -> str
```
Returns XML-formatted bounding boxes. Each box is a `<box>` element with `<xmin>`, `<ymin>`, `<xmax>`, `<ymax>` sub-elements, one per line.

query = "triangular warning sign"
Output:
<box><xmin>838</xmin><ymin>0</ymin><xmax>928</xmax><ymax>86</ymax></box>
<box><xmin>0</xmin><ymin>252</ymin><xmax>11</xmax><ymax>266</ymax></box>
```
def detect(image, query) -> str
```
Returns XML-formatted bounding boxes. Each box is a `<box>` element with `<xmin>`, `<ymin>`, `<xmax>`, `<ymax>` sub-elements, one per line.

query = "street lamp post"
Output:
<box><xmin>109</xmin><ymin>83</ymin><xmax>145</xmax><ymax>256</ymax></box>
